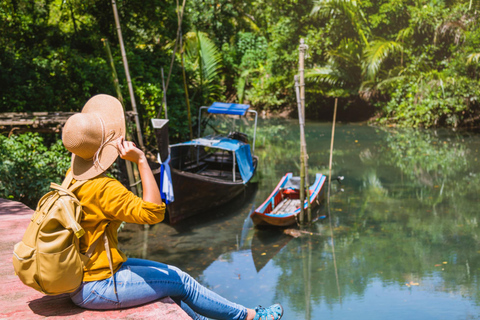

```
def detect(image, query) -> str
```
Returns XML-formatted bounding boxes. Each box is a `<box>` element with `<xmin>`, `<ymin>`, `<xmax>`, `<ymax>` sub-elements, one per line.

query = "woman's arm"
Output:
<box><xmin>116</xmin><ymin>136</ymin><xmax>163</xmax><ymax>205</ymax></box>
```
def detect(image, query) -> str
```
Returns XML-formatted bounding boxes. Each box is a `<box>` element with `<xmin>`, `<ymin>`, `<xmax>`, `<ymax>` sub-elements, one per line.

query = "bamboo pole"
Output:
<box><xmin>299</xmin><ymin>39</ymin><xmax>312</xmax><ymax>222</ymax></box>
<box><xmin>328</xmin><ymin>98</ymin><xmax>341</xmax><ymax>301</ymax></box>
<box><xmin>301</xmin><ymin>236</ymin><xmax>312</xmax><ymax>320</ymax></box>
<box><xmin>101</xmin><ymin>38</ymin><xmax>140</xmax><ymax>196</ymax></box>
<box><xmin>180</xmin><ymin>34</ymin><xmax>193</xmax><ymax>140</ymax></box>
<box><xmin>111</xmin><ymin>0</ymin><xmax>144</xmax><ymax>150</ymax></box>
<box><xmin>298</xmin><ymin>38</ymin><xmax>311</xmax><ymax>224</ymax></box>
<box><xmin>294</xmin><ymin>75</ymin><xmax>305</xmax><ymax>225</ymax></box>
<box><xmin>298</xmin><ymin>41</ymin><xmax>305</xmax><ymax>225</ymax></box>
<box><xmin>161</xmin><ymin>67</ymin><xmax>168</xmax><ymax>119</ymax></box>
<box><xmin>102</xmin><ymin>39</ymin><xmax>124</xmax><ymax>105</ymax></box>
<box><xmin>157</xmin><ymin>0</ymin><xmax>187</xmax><ymax>118</ymax></box>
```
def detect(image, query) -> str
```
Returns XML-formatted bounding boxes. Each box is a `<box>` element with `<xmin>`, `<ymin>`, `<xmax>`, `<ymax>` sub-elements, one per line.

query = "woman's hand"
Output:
<box><xmin>117</xmin><ymin>136</ymin><xmax>145</xmax><ymax>164</ymax></box>
<box><xmin>116</xmin><ymin>136</ymin><xmax>162</xmax><ymax>205</ymax></box>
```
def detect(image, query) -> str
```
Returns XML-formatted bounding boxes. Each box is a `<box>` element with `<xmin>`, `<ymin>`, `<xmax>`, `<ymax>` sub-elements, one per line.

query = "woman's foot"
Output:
<box><xmin>252</xmin><ymin>304</ymin><xmax>284</xmax><ymax>320</ymax></box>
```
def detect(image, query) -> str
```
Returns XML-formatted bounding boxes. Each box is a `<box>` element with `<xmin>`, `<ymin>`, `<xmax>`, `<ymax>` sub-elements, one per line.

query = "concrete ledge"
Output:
<box><xmin>0</xmin><ymin>198</ymin><xmax>191</xmax><ymax>319</ymax></box>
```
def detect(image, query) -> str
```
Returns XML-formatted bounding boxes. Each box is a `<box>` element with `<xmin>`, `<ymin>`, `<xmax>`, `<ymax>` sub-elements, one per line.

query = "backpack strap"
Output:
<box><xmin>52</xmin><ymin>172</ymin><xmax>88</xmax><ymax>199</ymax></box>
<box><xmin>84</xmin><ymin>235</ymin><xmax>103</xmax><ymax>258</ymax></box>
<box><xmin>78</xmin><ymin>225</ymin><xmax>117</xmax><ymax>295</ymax></box>
<box><xmin>61</xmin><ymin>171</ymin><xmax>75</xmax><ymax>189</ymax></box>
<box><xmin>61</xmin><ymin>171</ymin><xmax>117</xmax><ymax>294</ymax></box>
<box><xmin>69</xmin><ymin>180</ymin><xmax>88</xmax><ymax>192</ymax></box>
<box><xmin>64</xmin><ymin>171</ymin><xmax>89</xmax><ymax>193</ymax></box>
<box><xmin>103</xmin><ymin>230</ymin><xmax>117</xmax><ymax>294</ymax></box>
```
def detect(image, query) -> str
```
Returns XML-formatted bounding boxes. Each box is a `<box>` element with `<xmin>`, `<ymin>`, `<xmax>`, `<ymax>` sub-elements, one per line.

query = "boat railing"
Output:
<box><xmin>174</xmin><ymin>145</ymin><xmax>242</xmax><ymax>182</ymax></box>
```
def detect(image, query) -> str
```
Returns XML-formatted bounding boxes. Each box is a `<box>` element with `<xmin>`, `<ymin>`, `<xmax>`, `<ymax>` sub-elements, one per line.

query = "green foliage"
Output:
<box><xmin>184</xmin><ymin>31</ymin><xmax>224</xmax><ymax>105</ymax></box>
<box><xmin>362</xmin><ymin>39</ymin><xmax>403</xmax><ymax>80</ymax></box>
<box><xmin>0</xmin><ymin>0</ymin><xmax>191</xmax><ymax>143</ymax></box>
<box><xmin>306</xmin><ymin>0</ymin><xmax>480</xmax><ymax>126</ymax></box>
<box><xmin>377</xmin><ymin>74</ymin><xmax>480</xmax><ymax>127</ymax></box>
<box><xmin>225</xmin><ymin>32</ymin><xmax>268</xmax><ymax>103</ymax></box>
<box><xmin>0</xmin><ymin>133</ymin><xmax>70</xmax><ymax>208</ymax></box>
<box><xmin>3</xmin><ymin>0</ymin><xmax>480</xmax><ymax>134</ymax></box>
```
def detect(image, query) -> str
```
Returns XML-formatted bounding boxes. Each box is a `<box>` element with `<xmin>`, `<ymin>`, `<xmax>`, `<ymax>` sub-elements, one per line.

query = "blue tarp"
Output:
<box><xmin>172</xmin><ymin>137</ymin><xmax>255</xmax><ymax>183</ymax></box>
<box><xmin>157</xmin><ymin>153</ymin><xmax>174</xmax><ymax>204</ymax></box>
<box><xmin>207</xmin><ymin>102</ymin><xmax>250</xmax><ymax>116</ymax></box>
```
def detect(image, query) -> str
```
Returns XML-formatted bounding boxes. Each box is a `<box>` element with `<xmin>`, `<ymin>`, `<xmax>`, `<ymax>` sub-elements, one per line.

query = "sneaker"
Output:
<box><xmin>253</xmin><ymin>303</ymin><xmax>284</xmax><ymax>320</ymax></box>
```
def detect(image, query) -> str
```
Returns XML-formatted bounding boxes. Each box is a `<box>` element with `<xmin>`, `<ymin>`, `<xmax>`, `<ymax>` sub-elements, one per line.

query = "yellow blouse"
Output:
<box><xmin>69</xmin><ymin>170</ymin><xmax>166</xmax><ymax>282</ymax></box>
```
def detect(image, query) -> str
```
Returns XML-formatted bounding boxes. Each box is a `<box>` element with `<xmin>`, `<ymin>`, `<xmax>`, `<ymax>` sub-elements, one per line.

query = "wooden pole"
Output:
<box><xmin>111</xmin><ymin>0</ymin><xmax>144</xmax><ymax>150</ymax></box>
<box><xmin>101</xmin><ymin>38</ymin><xmax>139</xmax><ymax>196</ymax></box>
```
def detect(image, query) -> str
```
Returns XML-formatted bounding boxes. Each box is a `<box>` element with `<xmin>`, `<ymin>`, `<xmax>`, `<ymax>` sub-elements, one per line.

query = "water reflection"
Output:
<box><xmin>120</xmin><ymin>121</ymin><xmax>480</xmax><ymax>319</ymax></box>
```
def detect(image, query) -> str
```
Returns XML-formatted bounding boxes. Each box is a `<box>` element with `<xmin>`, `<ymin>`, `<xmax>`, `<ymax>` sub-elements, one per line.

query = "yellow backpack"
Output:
<box><xmin>12</xmin><ymin>172</ymin><xmax>96</xmax><ymax>295</ymax></box>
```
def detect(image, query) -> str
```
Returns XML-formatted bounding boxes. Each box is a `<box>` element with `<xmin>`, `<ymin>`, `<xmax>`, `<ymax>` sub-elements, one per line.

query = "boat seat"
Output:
<box><xmin>271</xmin><ymin>198</ymin><xmax>301</xmax><ymax>215</ymax></box>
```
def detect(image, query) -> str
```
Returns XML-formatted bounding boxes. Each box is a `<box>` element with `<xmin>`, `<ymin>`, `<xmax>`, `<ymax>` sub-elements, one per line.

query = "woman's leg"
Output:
<box><xmin>70</xmin><ymin>258</ymin><xmax>248</xmax><ymax>320</ymax></box>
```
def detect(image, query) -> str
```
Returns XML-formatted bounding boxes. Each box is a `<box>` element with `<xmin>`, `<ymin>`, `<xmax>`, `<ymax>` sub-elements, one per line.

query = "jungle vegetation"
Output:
<box><xmin>1</xmin><ymin>0</ymin><xmax>480</xmax><ymax>206</ymax></box>
<box><xmin>2</xmin><ymin>0</ymin><xmax>480</xmax><ymax>138</ymax></box>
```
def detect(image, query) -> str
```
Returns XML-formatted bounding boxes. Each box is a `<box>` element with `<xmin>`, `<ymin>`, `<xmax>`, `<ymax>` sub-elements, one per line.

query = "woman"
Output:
<box><xmin>62</xmin><ymin>94</ymin><xmax>283</xmax><ymax>320</ymax></box>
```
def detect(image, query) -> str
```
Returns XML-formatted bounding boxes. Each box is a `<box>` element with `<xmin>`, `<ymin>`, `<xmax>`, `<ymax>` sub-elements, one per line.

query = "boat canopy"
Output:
<box><xmin>207</xmin><ymin>102</ymin><xmax>250</xmax><ymax>116</ymax></box>
<box><xmin>171</xmin><ymin>136</ymin><xmax>255</xmax><ymax>183</ymax></box>
<box><xmin>198</xmin><ymin>102</ymin><xmax>258</xmax><ymax>152</ymax></box>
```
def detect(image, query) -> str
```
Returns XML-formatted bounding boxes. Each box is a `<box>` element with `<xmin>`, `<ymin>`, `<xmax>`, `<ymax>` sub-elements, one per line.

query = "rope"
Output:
<box><xmin>92</xmin><ymin>115</ymin><xmax>120</xmax><ymax>172</ymax></box>
<box><xmin>129</xmin><ymin>179</ymin><xmax>142</xmax><ymax>187</ymax></box>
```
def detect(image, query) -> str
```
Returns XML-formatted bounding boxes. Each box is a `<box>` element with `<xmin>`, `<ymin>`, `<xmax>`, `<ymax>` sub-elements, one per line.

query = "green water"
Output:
<box><xmin>121</xmin><ymin>120</ymin><xmax>480</xmax><ymax>319</ymax></box>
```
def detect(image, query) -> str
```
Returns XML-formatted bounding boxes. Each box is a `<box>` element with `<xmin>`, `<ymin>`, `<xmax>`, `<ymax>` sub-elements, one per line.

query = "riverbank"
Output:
<box><xmin>0</xmin><ymin>198</ymin><xmax>190</xmax><ymax>319</ymax></box>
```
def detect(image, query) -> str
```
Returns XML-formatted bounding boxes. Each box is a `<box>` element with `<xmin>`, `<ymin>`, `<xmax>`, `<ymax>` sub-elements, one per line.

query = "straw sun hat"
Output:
<box><xmin>62</xmin><ymin>94</ymin><xmax>126</xmax><ymax>180</ymax></box>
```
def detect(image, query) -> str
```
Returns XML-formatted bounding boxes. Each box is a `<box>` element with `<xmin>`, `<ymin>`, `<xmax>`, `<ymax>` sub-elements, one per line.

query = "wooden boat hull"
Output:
<box><xmin>153</xmin><ymin>102</ymin><xmax>259</xmax><ymax>225</ymax></box>
<box><xmin>250</xmin><ymin>210</ymin><xmax>300</xmax><ymax>227</ymax></box>
<box><xmin>251</xmin><ymin>173</ymin><xmax>326</xmax><ymax>227</ymax></box>
<box><xmin>167</xmin><ymin>156</ymin><xmax>258</xmax><ymax>224</ymax></box>
<box><xmin>168</xmin><ymin>170</ymin><xmax>245</xmax><ymax>224</ymax></box>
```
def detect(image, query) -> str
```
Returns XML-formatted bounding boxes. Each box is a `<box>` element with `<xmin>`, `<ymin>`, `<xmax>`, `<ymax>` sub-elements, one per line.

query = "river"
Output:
<box><xmin>121</xmin><ymin>119</ymin><xmax>480</xmax><ymax>320</ymax></box>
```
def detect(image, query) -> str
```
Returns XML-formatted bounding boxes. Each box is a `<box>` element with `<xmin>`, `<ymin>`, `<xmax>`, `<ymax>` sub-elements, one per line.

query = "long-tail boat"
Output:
<box><xmin>250</xmin><ymin>173</ymin><xmax>326</xmax><ymax>227</ymax></box>
<box><xmin>153</xmin><ymin>102</ymin><xmax>259</xmax><ymax>224</ymax></box>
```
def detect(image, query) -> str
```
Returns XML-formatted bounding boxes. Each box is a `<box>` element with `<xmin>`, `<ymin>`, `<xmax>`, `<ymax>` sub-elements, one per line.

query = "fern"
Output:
<box><xmin>184</xmin><ymin>31</ymin><xmax>223</xmax><ymax>104</ymax></box>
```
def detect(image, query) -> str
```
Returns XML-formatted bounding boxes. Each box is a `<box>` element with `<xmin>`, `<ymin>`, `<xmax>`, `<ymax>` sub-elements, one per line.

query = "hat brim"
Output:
<box><xmin>71</xmin><ymin>94</ymin><xmax>126</xmax><ymax>180</ymax></box>
<box><xmin>71</xmin><ymin>143</ymin><xmax>120</xmax><ymax>180</ymax></box>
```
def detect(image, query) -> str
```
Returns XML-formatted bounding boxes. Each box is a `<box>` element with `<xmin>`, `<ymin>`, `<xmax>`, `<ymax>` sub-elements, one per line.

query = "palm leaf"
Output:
<box><xmin>197</xmin><ymin>32</ymin><xmax>222</xmax><ymax>83</ymax></box>
<box><xmin>467</xmin><ymin>53</ymin><xmax>480</xmax><ymax>64</ymax></box>
<box><xmin>396</xmin><ymin>27</ymin><xmax>414</xmax><ymax>42</ymax></box>
<box><xmin>184</xmin><ymin>31</ymin><xmax>223</xmax><ymax>102</ymax></box>
<box><xmin>311</xmin><ymin>0</ymin><xmax>370</xmax><ymax>46</ymax></box>
<box><xmin>374</xmin><ymin>75</ymin><xmax>406</xmax><ymax>90</ymax></box>
<box><xmin>306</xmin><ymin>66</ymin><xmax>345</xmax><ymax>86</ymax></box>
<box><xmin>363</xmin><ymin>39</ymin><xmax>403</xmax><ymax>80</ymax></box>
<box><xmin>327</xmin><ymin>38</ymin><xmax>363</xmax><ymax>66</ymax></box>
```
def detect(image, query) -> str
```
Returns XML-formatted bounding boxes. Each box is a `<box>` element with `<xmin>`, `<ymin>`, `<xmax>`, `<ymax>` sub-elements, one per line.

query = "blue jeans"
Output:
<box><xmin>70</xmin><ymin>258</ymin><xmax>248</xmax><ymax>320</ymax></box>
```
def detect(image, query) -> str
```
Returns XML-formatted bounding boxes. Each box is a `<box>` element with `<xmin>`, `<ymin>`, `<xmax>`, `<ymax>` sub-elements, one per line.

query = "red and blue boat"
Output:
<box><xmin>250</xmin><ymin>173</ymin><xmax>327</xmax><ymax>227</ymax></box>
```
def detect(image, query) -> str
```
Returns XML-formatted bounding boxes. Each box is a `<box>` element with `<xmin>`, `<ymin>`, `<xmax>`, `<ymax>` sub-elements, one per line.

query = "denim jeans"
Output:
<box><xmin>70</xmin><ymin>258</ymin><xmax>248</xmax><ymax>320</ymax></box>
